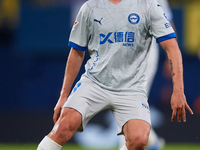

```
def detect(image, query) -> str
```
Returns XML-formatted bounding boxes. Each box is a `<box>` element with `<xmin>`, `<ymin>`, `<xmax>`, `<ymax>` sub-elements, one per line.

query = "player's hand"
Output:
<box><xmin>170</xmin><ymin>91</ymin><xmax>193</xmax><ymax>122</ymax></box>
<box><xmin>53</xmin><ymin>97</ymin><xmax>66</xmax><ymax>124</ymax></box>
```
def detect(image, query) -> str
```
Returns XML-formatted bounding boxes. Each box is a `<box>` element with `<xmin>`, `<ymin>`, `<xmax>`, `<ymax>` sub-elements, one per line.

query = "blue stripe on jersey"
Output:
<box><xmin>156</xmin><ymin>32</ymin><xmax>176</xmax><ymax>43</ymax></box>
<box><xmin>68</xmin><ymin>41</ymin><xmax>87</xmax><ymax>51</ymax></box>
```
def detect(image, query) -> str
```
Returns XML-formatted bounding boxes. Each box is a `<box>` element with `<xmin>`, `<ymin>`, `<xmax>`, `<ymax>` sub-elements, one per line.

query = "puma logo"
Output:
<box><xmin>94</xmin><ymin>18</ymin><xmax>103</xmax><ymax>25</ymax></box>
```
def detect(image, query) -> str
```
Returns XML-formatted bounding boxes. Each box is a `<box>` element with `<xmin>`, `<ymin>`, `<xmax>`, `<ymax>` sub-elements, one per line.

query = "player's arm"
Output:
<box><xmin>159</xmin><ymin>38</ymin><xmax>193</xmax><ymax>122</ymax></box>
<box><xmin>53</xmin><ymin>1</ymin><xmax>89</xmax><ymax>123</ymax></box>
<box><xmin>163</xmin><ymin>22</ymin><xmax>177</xmax><ymax>79</ymax></box>
<box><xmin>53</xmin><ymin>48</ymin><xmax>85</xmax><ymax>123</ymax></box>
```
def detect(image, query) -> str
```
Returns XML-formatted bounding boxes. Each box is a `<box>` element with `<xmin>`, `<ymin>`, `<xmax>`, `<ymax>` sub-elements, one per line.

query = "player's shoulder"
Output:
<box><xmin>84</xmin><ymin>0</ymin><xmax>104</xmax><ymax>9</ymax></box>
<box><xmin>138</xmin><ymin>0</ymin><xmax>156</xmax><ymax>4</ymax></box>
<box><xmin>78</xmin><ymin>0</ymin><xmax>95</xmax><ymax>14</ymax></box>
<box><xmin>157</xmin><ymin>0</ymin><xmax>170</xmax><ymax>9</ymax></box>
<box><xmin>157</xmin><ymin>0</ymin><xmax>168</xmax><ymax>5</ymax></box>
<box><xmin>78</xmin><ymin>0</ymin><xmax>102</xmax><ymax>18</ymax></box>
<box><xmin>136</xmin><ymin>0</ymin><xmax>157</xmax><ymax>10</ymax></box>
<box><xmin>141</xmin><ymin>0</ymin><xmax>164</xmax><ymax>11</ymax></box>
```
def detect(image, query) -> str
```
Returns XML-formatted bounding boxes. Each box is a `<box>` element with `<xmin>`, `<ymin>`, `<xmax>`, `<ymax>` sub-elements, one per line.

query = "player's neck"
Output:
<box><xmin>109</xmin><ymin>0</ymin><xmax>122</xmax><ymax>5</ymax></box>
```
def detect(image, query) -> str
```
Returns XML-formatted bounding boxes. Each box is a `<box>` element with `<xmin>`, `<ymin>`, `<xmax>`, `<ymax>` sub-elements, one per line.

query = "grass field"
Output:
<box><xmin>0</xmin><ymin>143</ymin><xmax>200</xmax><ymax>150</ymax></box>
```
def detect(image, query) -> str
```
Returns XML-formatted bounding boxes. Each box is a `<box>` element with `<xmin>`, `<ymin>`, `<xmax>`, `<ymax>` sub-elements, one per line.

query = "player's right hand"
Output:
<box><xmin>53</xmin><ymin>97</ymin><xmax>66</xmax><ymax>124</ymax></box>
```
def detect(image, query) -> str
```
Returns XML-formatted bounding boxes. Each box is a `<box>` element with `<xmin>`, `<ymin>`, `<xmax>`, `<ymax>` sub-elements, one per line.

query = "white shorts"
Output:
<box><xmin>63</xmin><ymin>77</ymin><xmax>151</xmax><ymax>135</ymax></box>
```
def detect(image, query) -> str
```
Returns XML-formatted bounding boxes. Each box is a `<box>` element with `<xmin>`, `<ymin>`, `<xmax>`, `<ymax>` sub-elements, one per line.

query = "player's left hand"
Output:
<box><xmin>170</xmin><ymin>91</ymin><xmax>193</xmax><ymax>122</ymax></box>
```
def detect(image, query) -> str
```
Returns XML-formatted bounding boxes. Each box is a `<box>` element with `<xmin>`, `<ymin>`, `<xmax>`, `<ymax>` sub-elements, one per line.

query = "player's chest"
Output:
<box><xmin>90</xmin><ymin>6</ymin><xmax>145</xmax><ymax>33</ymax></box>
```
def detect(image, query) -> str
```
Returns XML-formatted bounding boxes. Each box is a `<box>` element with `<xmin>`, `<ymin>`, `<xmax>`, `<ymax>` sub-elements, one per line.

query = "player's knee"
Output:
<box><xmin>53</xmin><ymin>121</ymin><xmax>77</xmax><ymax>141</ymax></box>
<box><xmin>126</xmin><ymin>134</ymin><xmax>148</xmax><ymax>150</ymax></box>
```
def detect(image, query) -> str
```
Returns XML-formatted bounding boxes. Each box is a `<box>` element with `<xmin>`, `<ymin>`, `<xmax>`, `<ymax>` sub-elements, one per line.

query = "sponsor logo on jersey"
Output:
<box><xmin>128</xmin><ymin>13</ymin><xmax>140</xmax><ymax>24</ymax></box>
<box><xmin>163</xmin><ymin>13</ymin><xmax>171</xmax><ymax>28</ymax></box>
<box><xmin>157</xmin><ymin>4</ymin><xmax>161</xmax><ymax>7</ymax></box>
<box><xmin>94</xmin><ymin>18</ymin><xmax>103</xmax><ymax>25</ymax></box>
<box><xmin>99</xmin><ymin>32</ymin><xmax>135</xmax><ymax>47</ymax></box>
<box><xmin>165</xmin><ymin>22</ymin><xmax>171</xmax><ymax>28</ymax></box>
<box><xmin>163</xmin><ymin>13</ymin><xmax>169</xmax><ymax>21</ymax></box>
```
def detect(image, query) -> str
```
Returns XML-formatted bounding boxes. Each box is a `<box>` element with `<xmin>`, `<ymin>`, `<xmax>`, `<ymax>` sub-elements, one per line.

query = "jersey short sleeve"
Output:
<box><xmin>68</xmin><ymin>2</ymin><xmax>90</xmax><ymax>51</ymax></box>
<box><xmin>157</xmin><ymin>0</ymin><xmax>173</xmax><ymax>22</ymax></box>
<box><xmin>149</xmin><ymin>0</ymin><xmax>176</xmax><ymax>43</ymax></box>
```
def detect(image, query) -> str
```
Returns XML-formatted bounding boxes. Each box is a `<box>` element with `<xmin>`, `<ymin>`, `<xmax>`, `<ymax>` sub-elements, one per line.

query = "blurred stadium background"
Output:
<box><xmin>0</xmin><ymin>0</ymin><xmax>200</xmax><ymax>149</ymax></box>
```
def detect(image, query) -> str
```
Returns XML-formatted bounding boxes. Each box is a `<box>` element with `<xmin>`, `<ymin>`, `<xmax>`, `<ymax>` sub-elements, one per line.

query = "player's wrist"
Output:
<box><xmin>172</xmin><ymin>86</ymin><xmax>184</xmax><ymax>93</ymax></box>
<box><xmin>172</xmin><ymin>81</ymin><xmax>184</xmax><ymax>92</ymax></box>
<box><xmin>60</xmin><ymin>90</ymin><xmax>70</xmax><ymax>100</ymax></box>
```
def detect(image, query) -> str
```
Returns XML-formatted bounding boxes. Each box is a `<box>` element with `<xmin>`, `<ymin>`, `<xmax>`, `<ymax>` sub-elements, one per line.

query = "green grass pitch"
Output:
<box><xmin>0</xmin><ymin>143</ymin><xmax>200</xmax><ymax>150</ymax></box>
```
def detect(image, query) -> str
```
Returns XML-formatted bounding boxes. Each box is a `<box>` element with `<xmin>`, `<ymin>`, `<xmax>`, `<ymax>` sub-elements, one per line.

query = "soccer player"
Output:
<box><xmin>37</xmin><ymin>0</ymin><xmax>193</xmax><ymax>150</ymax></box>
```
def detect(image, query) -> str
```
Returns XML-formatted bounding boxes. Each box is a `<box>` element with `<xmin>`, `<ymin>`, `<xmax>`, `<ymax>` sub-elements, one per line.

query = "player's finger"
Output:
<box><xmin>53</xmin><ymin>114</ymin><xmax>57</xmax><ymax>124</ymax></box>
<box><xmin>185</xmin><ymin>104</ymin><xmax>194</xmax><ymax>115</ymax></box>
<box><xmin>171</xmin><ymin>109</ymin><xmax>177</xmax><ymax>122</ymax></box>
<box><xmin>53</xmin><ymin>111</ymin><xmax>60</xmax><ymax>124</ymax></box>
<box><xmin>182</xmin><ymin>106</ymin><xmax>186</xmax><ymax>122</ymax></box>
<box><xmin>177</xmin><ymin>108</ymin><xmax>182</xmax><ymax>122</ymax></box>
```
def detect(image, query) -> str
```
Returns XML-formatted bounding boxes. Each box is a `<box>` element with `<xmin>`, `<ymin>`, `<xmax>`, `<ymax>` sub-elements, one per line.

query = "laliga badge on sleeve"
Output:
<box><xmin>72</xmin><ymin>21</ymin><xmax>79</xmax><ymax>30</ymax></box>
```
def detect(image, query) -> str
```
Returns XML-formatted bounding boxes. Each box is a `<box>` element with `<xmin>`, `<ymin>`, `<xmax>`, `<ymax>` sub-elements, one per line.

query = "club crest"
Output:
<box><xmin>128</xmin><ymin>13</ymin><xmax>140</xmax><ymax>24</ymax></box>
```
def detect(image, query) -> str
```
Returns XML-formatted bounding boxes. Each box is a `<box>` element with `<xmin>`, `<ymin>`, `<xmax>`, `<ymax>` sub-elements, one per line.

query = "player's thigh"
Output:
<box><xmin>123</xmin><ymin>119</ymin><xmax>150</xmax><ymax>143</ymax></box>
<box><xmin>63</xmin><ymin>77</ymin><xmax>110</xmax><ymax>131</ymax></box>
